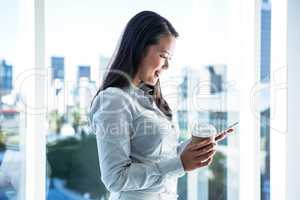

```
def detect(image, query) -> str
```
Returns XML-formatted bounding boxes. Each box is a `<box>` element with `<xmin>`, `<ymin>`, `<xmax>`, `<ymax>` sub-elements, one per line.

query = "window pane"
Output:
<box><xmin>180</xmin><ymin>1</ymin><xmax>241</xmax><ymax>199</ymax></box>
<box><xmin>175</xmin><ymin>65</ymin><xmax>239</xmax><ymax>200</ymax></box>
<box><xmin>260</xmin><ymin>0</ymin><xmax>271</xmax><ymax>199</ymax></box>
<box><xmin>45</xmin><ymin>1</ymin><xmax>242</xmax><ymax>200</ymax></box>
<box><xmin>0</xmin><ymin>0</ymin><xmax>25</xmax><ymax>199</ymax></box>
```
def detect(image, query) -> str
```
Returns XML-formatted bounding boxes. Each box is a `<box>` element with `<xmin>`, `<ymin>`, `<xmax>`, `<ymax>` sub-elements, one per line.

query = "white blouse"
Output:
<box><xmin>89</xmin><ymin>83</ymin><xmax>190</xmax><ymax>200</ymax></box>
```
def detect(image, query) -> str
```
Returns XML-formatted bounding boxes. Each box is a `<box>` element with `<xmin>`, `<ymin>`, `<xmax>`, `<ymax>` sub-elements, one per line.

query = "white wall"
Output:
<box><xmin>287</xmin><ymin>0</ymin><xmax>300</xmax><ymax>199</ymax></box>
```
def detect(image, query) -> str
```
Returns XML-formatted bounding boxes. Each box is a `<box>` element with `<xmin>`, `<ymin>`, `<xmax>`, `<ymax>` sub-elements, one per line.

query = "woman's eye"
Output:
<box><xmin>160</xmin><ymin>55</ymin><xmax>169</xmax><ymax>60</ymax></box>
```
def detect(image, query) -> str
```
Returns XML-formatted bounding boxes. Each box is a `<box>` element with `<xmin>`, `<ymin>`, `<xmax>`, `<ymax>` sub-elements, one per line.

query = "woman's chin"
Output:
<box><xmin>146</xmin><ymin>81</ymin><xmax>156</xmax><ymax>86</ymax></box>
<box><xmin>144</xmin><ymin>77</ymin><xmax>158</xmax><ymax>86</ymax></box>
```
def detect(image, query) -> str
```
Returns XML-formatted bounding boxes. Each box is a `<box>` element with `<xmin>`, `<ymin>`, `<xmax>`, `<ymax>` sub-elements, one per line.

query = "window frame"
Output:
<box><xmin>23</xmin><ymin>0</ymin><xmax>287</xmax><ymax>199</ymax></box>
<box><xmin>21</xmin><ymin>0</ymin><xmax>46</xmax><ymax>199</ymax></box>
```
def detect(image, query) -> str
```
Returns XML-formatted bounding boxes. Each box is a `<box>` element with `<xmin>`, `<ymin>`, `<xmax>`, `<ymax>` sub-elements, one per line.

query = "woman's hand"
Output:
<box><xmin>180</xmin><ymin>139</ymin><xmax>216</xmax><ymax>171</ymax></box>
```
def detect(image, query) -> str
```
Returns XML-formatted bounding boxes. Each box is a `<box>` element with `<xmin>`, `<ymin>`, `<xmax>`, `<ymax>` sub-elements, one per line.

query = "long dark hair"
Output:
<box><xmin>91</xmin><ymin>11</ymin><xmax>179</xmax><ymax>120</ymax></box>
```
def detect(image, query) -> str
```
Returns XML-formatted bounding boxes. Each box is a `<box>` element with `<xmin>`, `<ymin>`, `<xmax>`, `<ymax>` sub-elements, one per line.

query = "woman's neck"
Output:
<box><xmin>132</xmin><ymin>77</ymin><xmax>141</xmax><ymax>87</ymax></box>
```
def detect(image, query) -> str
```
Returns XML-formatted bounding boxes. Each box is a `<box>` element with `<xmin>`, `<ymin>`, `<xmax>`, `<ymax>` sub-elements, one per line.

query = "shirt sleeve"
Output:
<box><xmin>177</xmin><ymin>138</ymin><xmax>192</xmax><ymax>155</ymax></box>
<box><xmin>90</xmin><ymin>88</ymin><xmax>185</xmax><ymax>193</ymax></box>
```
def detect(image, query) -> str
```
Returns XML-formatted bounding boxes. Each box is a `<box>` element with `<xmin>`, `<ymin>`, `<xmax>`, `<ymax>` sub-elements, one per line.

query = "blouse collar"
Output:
<box><xmin>127</xmin><ymin>82</ymin><xmax>154</xmax><ymax>96</ymax></box>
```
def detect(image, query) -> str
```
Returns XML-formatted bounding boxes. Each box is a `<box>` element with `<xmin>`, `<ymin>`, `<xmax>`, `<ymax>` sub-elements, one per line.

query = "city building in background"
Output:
<box><xmin>261</xmin><ymin>0</ymin><xmax>271</xmax><ymax>83</ymax></box>
<box><xmin>0</xmin><ymin>60</ymin><xmax>13</xmax><ymax>108</ymax></box>
<box><xmin>260</xmin><ymin>0</ymin><xmax>271</xmax><ymax>199</ymax></box>
<box><xmin>177</xmin><ymin>67</ymin><xmax>188</xmax><ymax>134</ymax></box>
<box><xmin>0</xmin><ymin>57</ymin><xmax>22</xmax><ymax>200</ymax></box>
<box><xmin>46</xmin><ymin>58</ymin><xmax>107</xmax><ymax>199</ymax></box>
<box><xmin>75</xmin><ymin>65</ymin><xmax>96</xmax><ymax>118</ymax></box>
<box><xmin>207</xmin><ymin>65</ymin><xmax>224</xmax><ymax>94</ymax></box>
<box><xmin>51</xmin><ymin>57</ymin><xmax>64</xmax><ymax>81</ymax></box>
<box><xmin>49</xmin><ymin>56</ymin><xmax>66</xmax><ymax>114</ymax></box>
<box><xmin>0</xmin><ymin>59</ymin><xmax>19</xmax><ymax>146</ymax></box>
<box><xmin>77</xmin><ymin>65</ymin><xmax>91</xmax><ymax>82</ymax></box>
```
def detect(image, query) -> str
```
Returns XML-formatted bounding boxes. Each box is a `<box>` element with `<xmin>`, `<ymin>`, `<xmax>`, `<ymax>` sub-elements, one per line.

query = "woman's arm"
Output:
<box><xmin>90</xmin><ymin>89</ymin><xmax>185</xmax><ymax>193</ymax></box>
<box><xmin>177</xmin><ymin>138</ymin><xmax>192</xmax><ymax>155</ymax></box>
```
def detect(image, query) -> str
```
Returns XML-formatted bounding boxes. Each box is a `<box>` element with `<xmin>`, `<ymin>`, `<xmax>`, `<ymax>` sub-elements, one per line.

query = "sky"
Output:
<box><xmin>0</xmin><ymin>0</ymin><xmax>238</xmax><ymax>83</ymax></box>
<box><xmin>0</xmin><ymin>0</ymin><xmax>19</xmax><ymax>65</ymax></box>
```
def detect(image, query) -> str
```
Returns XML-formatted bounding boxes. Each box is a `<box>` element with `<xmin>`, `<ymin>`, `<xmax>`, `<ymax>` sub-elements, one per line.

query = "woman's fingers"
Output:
<box><xmin>189</xmin><ymin>139</ymin><xmax>212</xmax><ymax>151</ymax></box>
<box><xmin>194</xmin><ymin>149</ymin><xmax>216</xmax><ymax>162</ymax></box>
<box><xmin>196</xmin><ymin>144</ymin><xmax>216</xmax><ymax>157</ymax></box>
<box><xmin>196</xmin><ymin>157</ymin><xmax>214</xmax><ymax>168</ymax></box>
<box><xmin>194</xmin><ymin>143</ymin><xmax>216</xmax><ymax>157</ymax></box>
<box><xmin>204</xmin><ymin>157</ymin><xmax>214</xmax><ymax>166</ymax></box>
<box><xmin>181</xmin><ymin>139</ymin><xmax>217</xmax><ymax>171</ymax></box>
<box><xmin>182</xmin><ymin>136</ymin><xmax>220</xmax><ymax>170</ymax></box>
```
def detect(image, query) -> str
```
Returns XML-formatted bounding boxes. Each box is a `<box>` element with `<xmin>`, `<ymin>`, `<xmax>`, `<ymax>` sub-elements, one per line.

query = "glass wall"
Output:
<box><xmin>183</xmin><ymin>1</ymin><xmax>241</xmax><ymax>199</ymax></box>
<box><xmin>43</xmin><ymin>0</ymin><xmax>244</xmax><ymax>199</ymax></box>
<box><xmin>0</xmin><ymin>0</ymin><xmax>285</xmax><ymax>199</ymax></box>
<box><xmin>0</xmin><ymin>0</ymin><xmax>25</xmax><ymax>199</ymax></box>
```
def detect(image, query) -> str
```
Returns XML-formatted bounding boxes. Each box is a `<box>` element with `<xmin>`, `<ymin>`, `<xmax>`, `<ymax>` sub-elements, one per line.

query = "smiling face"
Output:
<box><xmin>133</xmin><ymin>34</ymin><xmax>176</xmax><ymax>86</ymax></box>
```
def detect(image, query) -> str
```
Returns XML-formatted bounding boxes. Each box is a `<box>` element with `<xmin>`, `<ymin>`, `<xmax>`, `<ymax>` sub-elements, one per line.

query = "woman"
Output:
<box><xmin>89</xmin><ymin>11</ymin><xmax>219</xmax><ymax>200</ymax></box>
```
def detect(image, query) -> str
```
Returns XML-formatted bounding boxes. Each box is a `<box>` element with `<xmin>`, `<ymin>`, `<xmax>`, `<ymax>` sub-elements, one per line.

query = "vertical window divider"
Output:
<box><xmin>239</xmin><ymin>0</ymin><xmax>261</xmax><ymax>199</ymax></box>
<box><xmin>270</xmin><ymin>0</ymin><xmax>287</xmax><ymax>200</ymax></box>
<box><xmin>286</xmin><ymin>0</ymin><xmax>299</xmax><ymax>199</ymax></box>
<box><xmin>22</xmin><ymin>0</ymin><xmax>46</xmax><ymax>199</ymax></box>
<box><xmin>34</xmin><ymin>0</ymin><xmax>46</xmax><ymax>199</ymax></box>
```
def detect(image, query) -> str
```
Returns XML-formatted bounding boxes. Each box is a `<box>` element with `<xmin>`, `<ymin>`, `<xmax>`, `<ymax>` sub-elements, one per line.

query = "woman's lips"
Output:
<box><xmin>154</xmin><ymin>71</ymin><xmax>160</xmax><ymax>78</ymax></box>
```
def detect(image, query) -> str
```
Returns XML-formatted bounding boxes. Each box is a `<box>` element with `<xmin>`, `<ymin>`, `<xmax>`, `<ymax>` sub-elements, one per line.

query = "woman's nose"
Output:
<box><xmin>162</xmin><ymin>59</ymin><xmax>169</xmax><ymax>69</ymax></box>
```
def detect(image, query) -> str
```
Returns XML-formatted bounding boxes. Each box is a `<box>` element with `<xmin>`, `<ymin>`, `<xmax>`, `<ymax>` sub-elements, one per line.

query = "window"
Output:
<box><xmin>260</xmin><ymin>1</ymin><xmax>272</xmax><ymax>199</ymax></box>
<box><xmin>44</xmin><ymin>1</ymin><xmax>242</xmax><ymax>199</ymax></box>
<box><xmin>0</xmin><ymin>0</ymin><xmax>25</xmax><ymax>199</ymax></box>
<box><xmin>0</xmin><ymin>0</ymin><xmax>288</xmax><ymax>199</ymax></box>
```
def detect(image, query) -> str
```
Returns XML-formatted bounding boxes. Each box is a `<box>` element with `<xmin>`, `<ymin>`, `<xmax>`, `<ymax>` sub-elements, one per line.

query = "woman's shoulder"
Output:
<box><xmin>89</xmin><ymin>87</ymin><xmax>133</xmax><ymax>132</ymax></box>
<box><xmin>97</xmin><ymin>87</ymin><xmax>131</xmax><ymax>100</ymax></box>
<box><xmin>93</xmin><ymin>87</ymin><xmax>133</xmax><ymax>108</ymax></box>
<box><xmin>100</xmin><ymin>86</ymin><xmax>126</xmax><ymax>95</ymax></box>
<box><xmin>90</xmin><ymin>86</ymin><xmax>133</xmax><ymax>117</ymax></box>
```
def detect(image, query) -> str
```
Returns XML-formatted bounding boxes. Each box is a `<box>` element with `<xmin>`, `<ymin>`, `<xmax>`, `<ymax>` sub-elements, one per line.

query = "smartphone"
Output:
<box><xmin>216</xmin><ymin>122</ymin><xmax>239</xmax><ymax>139</ymax></box>
<box><xmin>223</xmin><ymin>122</ymin><xmax>239</xmax><ymax>133</ymax></box>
